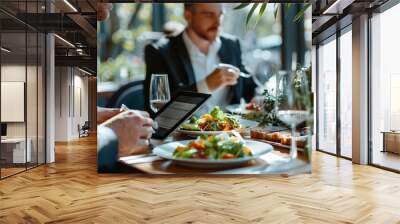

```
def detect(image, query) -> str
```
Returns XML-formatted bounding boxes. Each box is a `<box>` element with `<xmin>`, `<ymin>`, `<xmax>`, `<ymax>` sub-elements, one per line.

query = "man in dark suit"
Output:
<box><xmin>144</xmin><ymin>3</ymin><xmax>256</xmax><ymax>115</ymax></box>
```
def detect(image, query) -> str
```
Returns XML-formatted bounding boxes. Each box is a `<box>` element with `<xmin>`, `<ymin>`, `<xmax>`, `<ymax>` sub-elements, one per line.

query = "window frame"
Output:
<box><xmin>367</xmin><ymin>0</ymin><xmax>400</xmax><ymax>173</ymax></box>
<box><xmin>314</xmin><ymin>20</ymin><xmax>353</xmax><ymax>161</ymax></box>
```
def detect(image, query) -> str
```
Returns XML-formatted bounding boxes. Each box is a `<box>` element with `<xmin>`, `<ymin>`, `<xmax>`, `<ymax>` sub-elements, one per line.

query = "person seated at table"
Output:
<box><xmin>97</xmin><ymin>107</ymin><xmax>153</xmax><ymax>173</ymax></box>
<box><xmin>97</xmin><ymin>4</ymin><xmax>156</xmax><ymax>173</ymax></box>
<box><xmin>144</xmin><ymin>3</ymin><xmax>256</xmax><ymax>115</ymax></box>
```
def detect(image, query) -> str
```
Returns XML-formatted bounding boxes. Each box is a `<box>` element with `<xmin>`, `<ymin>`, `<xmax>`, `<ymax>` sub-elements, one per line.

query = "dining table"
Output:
<box><xmin>118</xmin><ymin>132</ymin><xmax>311</xmax><ymax>175</ymax></box>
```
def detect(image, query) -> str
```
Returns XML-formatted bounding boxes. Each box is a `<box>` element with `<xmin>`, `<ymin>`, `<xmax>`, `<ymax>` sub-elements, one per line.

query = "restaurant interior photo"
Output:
<box><xmin>1</xmin><ymin>0</ymin><xmax>400</xmax><ymax>223</ymax></box>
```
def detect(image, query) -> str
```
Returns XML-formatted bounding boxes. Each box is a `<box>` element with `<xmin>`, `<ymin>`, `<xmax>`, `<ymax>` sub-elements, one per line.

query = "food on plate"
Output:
<box><xmin>271</xmin><ymin>132</ymin><xmax>282</xmax><ymax>142</ymax></box>
<box><xmin>173</xmin><ymin>134</ymin><xmax>253</xmax><ymax>160</ymax></box>
<box><xmin>265</xmin><ymin>132</ymin><xmax>274</xmax><ymax>141</ymax></box>
<box><xmin>281</xmin><ymin>136</ymin><xmax>307</xmax><ymax>148</ymax></box>
<box><xmin>245</xmin><ymin>103</ymin><xmax>262</xmax><ymax>111</ymax></box>
<box><xmin>180</xmin><ymin>106</ymin><xmax>241</xmax><ymax>131</ymax></box>
<box><xmin>250</xmin><ymin>127</ymin><xmax>307</xmax><ymax>148</ymax></box>
<box><xmin>280</xmin><ymin>136</ymin><xmax>291</xmax><ymax>145</ymax></box>
<box><xmin>250</xmin><ymin>128</ymin><xmax>275</xmax><ymax>141</ymax></box>
<box><xmin>250</xmin><ymin>129</ymin><xmax>263</xmax><ymax>139</ymax></box>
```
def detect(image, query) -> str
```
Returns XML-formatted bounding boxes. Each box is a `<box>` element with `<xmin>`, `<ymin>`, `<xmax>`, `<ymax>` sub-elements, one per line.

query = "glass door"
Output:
<box><xmin>339</xmin><ymin>27</ymin><xmax>352</xmax><ymax>159</ymax></box>
<box><xmin>317</xmin><ymin>35</ymin><xmax>337</xmax><ymax>155</ymax></box>
<box><xmin>370</xmin><ymin>3</ymin><xmax>400</xmax><ymax>171</ymax></box>
<box><xmin>0</xmin><ymin>0</ymin><xmax>47</xmax><ymax>179</ymax></box>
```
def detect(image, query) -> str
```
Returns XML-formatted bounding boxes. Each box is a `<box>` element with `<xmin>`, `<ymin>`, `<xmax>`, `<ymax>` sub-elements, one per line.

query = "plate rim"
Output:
<box><xmin>176</xmin><ymin>129</ymin><xmax>233</xmax><ymax>135</ymax></box>
<box><xmin>225</xmin><ymin>104</ymin><xmax>261</xmax><ymax>114</ymax></box>
<box><xmin>177</xmin><ymin>117</ymin><xmax>259</xmax><ymax>135</ymax></box>
<box><xmin>153</xmin><ymin>139</ymin><xmax>273</xmax><ymax>164</ymax></box>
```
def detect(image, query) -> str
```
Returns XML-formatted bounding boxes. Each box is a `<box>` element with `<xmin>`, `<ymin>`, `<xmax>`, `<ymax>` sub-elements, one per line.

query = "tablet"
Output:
<box><xmin>151</xmin><ymin>91</ymin><xmax>211</xmax><ymax>140</ymax></box>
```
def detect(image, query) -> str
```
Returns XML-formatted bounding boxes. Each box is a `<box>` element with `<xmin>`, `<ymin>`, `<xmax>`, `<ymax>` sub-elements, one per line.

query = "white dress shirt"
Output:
<box><xmin>182</xmin><ymin>31</ymin><xmax>231</xmax><ymax>115</ymax></box>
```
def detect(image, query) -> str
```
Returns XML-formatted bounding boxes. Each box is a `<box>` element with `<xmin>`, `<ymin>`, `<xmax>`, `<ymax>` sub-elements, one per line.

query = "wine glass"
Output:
<box><xmin>275</xmin><ymin>69</ymin><xmax>311</xmax><ymax>161</ymax></box>
<box><xmin>149</xmin><ymin>74</ymin><xmax>170</xmax><ymax>113</ymax></box>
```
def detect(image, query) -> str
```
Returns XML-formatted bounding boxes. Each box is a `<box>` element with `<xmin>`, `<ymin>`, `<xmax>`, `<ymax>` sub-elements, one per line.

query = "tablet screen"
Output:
<box><xmin>152</xmin><ymin>92</ymin><xmax>210</xmax><ymax>139</ymax></box>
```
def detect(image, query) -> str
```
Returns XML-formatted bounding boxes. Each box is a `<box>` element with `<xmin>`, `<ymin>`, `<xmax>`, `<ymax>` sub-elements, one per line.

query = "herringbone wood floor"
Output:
<box><xmin>1</xmin><ymin>135</ymin><xmax>400</xmax><ymax>224</ymax></box>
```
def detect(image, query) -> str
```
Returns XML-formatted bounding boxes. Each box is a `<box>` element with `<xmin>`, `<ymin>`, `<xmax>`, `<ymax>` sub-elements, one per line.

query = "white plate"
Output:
<box><xmin>177</xmin><ymin>117</ymin><xmax>259</xmax><ymax>137</ymax></box>
<box><xmin>177</xmin><ymin>129</ymin><xmax>232</xmax><ymax>136</ymax></box>
<box><xmin>153</xmin><ymin>139</ymin><xmax>273</xmax><ymax>169</ymax></box>
<box><xmin>226</xmin><ymin>104</ymin><xmax>261</xmax><ymax>115</ymax></box>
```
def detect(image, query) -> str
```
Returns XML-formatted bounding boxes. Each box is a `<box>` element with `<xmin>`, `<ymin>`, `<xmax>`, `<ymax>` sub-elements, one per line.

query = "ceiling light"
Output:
<box><xmin>63</xmin><ymin>0</ymin><xmax>78</xmax><ymax>12</ymax></box>
<box><xmin>323</xmin><ymin>0</ymin><xmax>344</xmax><ymax>14</ymax></box>
<box><xmin>76</xmin><ymin>49</ymin><xmax>84</xmax><ymax>55</ymax></box>
<box><xmin>54</xmin><ymin>34</ymin><xmax>75</xmax><ymax>48</ymax></box>
<box><xmin>322</xmin><ymin>0</ymin><xmax>355</xmax><ymax>15</ymax></box>
<box><xmin>1</xmin><ymin>47</ymin><xmax>11</xmax><ymax>53</ymax></box>
<box><xmin>78</xmin><ymin>67</ymin><xmax>92</xmax><ymax>76</ymax></box>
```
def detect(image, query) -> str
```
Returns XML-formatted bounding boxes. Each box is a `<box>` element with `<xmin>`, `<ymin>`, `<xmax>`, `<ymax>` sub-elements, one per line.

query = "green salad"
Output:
<box><xmin>180</xmin><ymin>106</ymin><xmax>241</xmax><ymax>131</ymax></box>
<box><xmin>173</xmin><ymin>134</ymin><xmax>253</xmax><ymax>160</ymax></box>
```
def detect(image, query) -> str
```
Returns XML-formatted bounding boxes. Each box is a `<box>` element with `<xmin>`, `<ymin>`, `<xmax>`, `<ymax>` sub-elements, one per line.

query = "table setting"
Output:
<box><xmin>118</xmin><ymin>67</ymin><xmax>312</xmax><ymax>175</ymax></box>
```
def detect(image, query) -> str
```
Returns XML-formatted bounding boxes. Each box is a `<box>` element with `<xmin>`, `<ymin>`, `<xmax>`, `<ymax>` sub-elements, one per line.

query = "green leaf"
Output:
<box><xmin>257</xmin><ymin>2</ymin><xmax>268</xmax><ymax>22</ymax></box>
<box><xmin>246</xmin><ymin>3</ymin><xmax>259</xmax><ymax>27</ymax></box>
<box><xmin>293</xmin><ymin>3</ymin><xmax>311</xmax><ymax>22</ymax></box>
<box><xmin>274</xmin><ymin>3</ymin><xmax>279</xmax><ymax>20</ymax></box>
<box><xmin>233</xmin><ymin>2</ymin><xmax>251</xmax><ymax>10</ymax></box>
<box><xmin>253</xmin><ymin>1</ymin><xmax>268</xmax><ymax>29</ymax></box>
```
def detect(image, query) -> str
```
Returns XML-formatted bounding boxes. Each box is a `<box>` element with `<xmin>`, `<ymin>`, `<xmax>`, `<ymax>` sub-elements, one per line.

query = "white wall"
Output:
<box><xmin>1</xmin><ymin>64</ymin><xmax>46</xmax><ymax>164</ymax></box>
<box><xmin>54</xmin><ymin>67</ymin><xmax>89</xmax><ymax>141</ymax></box>
<box><xmin>1</xmin><ymin>65</ymin><xmax>40</xmax><ymax>137</ymax></box>
<box><xmin>54</xmin><ymin>67</ymin><xmax>69</xmax><ymax>141</ymax></box>
<box><xmin>1</xmin><ymin>66</ymin><xmax>26</xmax><ymax>138</ymax></box>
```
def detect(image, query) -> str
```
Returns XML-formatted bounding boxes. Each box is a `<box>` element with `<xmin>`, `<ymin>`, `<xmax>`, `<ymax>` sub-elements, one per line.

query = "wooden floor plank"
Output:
<box><xmin>0</xmin><ymin>135</ymin><xmax>400</xmax><ymax>223</ymax></box>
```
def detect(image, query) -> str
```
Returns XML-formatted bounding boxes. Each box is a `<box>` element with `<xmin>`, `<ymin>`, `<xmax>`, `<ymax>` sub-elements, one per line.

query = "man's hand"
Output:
<box><xmin>100</xmin><ymin>110</ymin><xmax>153</xmax><ymax>157</ymax></box>
<box><xmin>206</xmin><ymin>67</ymin><xmax>240</xmax><ymax>91</ymax></box>
<box><xmin>97</xmin><ymin>107</ymin><xmax>120</xmax><ymax>125</ymax></box>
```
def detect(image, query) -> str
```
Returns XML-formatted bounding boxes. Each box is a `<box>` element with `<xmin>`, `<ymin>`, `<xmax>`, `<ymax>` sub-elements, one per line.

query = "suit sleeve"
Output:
<box><xmin>236</xmin><ymin>39</ymin><xmax>257</xmax><ymax>101</ymax></box>
<box><xmin>97</xmin><ymin>126</ymin><xmax>119</xmax><ymax>173</ymax></box>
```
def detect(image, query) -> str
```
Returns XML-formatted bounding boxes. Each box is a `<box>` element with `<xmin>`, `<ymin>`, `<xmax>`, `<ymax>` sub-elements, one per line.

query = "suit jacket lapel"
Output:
<box><xmin>175</xmin><ymin>33</ymin><xmax>196</xmax><ymax>86</ymax></box>
<box><xmin>218</xmin><ymin>38</ymin><xmax>241</xmax><ymax>103</ymax></box>
<box><xmin>218</xmin><ymin>39</ymin><xmax>231</xmax><ymax>64</ymax></box>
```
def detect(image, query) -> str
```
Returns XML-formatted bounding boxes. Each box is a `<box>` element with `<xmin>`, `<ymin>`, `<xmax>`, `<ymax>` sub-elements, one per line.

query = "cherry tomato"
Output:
<box><xmin>222</xmin><ymin>153</ymin><xmax>235</xmax><ymax>159</ymax></box>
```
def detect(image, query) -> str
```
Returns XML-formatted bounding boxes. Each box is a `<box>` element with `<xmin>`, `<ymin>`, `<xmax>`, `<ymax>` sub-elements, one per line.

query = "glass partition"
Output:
<box><xmin>339</xmin><ymin>28</ymin><xmax>352</xmax><ymax>158</ymax></box>
<box><xmin>1</xmin><ymin>28</ymin><xmax>28</xmax><ymax>178</ymax></box>
<box><xmin>317</xmin><ymin>36</ymin><xmax>337</xmax><ymax>155</ymax></box>
<box><xmin>27</xmin><ymin>31</ymin><xmax>38</xmax><ymax>169</ymax></box>
<box><xmin>38</xmin><ymin>32</ymin><xmax>45</xmax><ymax>165</ymax></box>
<box><xmin>0</xmin><ymin>0</ymin><xmax>46</xmax><ymax>179</ymax></box>
<box><xmin>370</xmin><ymin>3</ymin><xmax>400</xmax><ymax>171</ymax></box>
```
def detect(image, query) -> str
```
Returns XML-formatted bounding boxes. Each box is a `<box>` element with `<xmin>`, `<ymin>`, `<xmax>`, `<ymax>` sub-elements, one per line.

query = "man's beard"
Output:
<box><xmin>195</xmin><ymin>28</ymin><xmax>218</xmax><ymax>42</ymax></box>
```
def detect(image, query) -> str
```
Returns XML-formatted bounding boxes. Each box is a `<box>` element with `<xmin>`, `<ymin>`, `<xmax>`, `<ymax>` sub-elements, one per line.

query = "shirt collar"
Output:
<box><xmin>183</xmin><ymin>30</ymin><xmax>221</xmax><ymax>58</ymax></box>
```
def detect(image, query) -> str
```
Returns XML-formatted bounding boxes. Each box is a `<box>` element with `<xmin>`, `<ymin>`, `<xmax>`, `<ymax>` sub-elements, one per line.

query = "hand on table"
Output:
<box><xmin>100</xmin><ymin>110</ymin><xmax>154</xmax><ymax>157</ymax></box>
<box><xmin>206</xmin><ymin>66</ymin><xmax>240</xmax><ymax>91</ymax></box>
